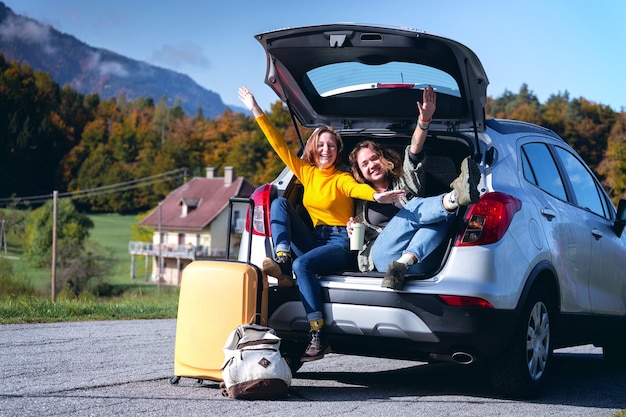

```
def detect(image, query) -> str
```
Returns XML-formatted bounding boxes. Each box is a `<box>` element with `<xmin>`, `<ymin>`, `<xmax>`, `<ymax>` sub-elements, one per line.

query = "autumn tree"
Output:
<box><xmin>0</xmin><ymin>56</ymin><xmax>77</xmax><ymax>198</ymax></box>
<box><xmin>541</xmin><ymin>92</ymin><xmax>571</xmax><ymax>136</ymax></box>
<box><xmin>486</xmin><ymin>84</ymin><xmax>540</xmax><ymax>121</ymax></box>
<box><xmin>2</xmin><ymin>54</ymin><xmax>624</xmax><ymax>215</ymax></box>
<box><xmin>597</xmin><ymin>111</ymin><xmax>626</xmax><ymax>203</ymax></box>
<box><xmin>558</xmin><ymin>98</ymin><xmax>615</xmax><ymax>171</ymax></box>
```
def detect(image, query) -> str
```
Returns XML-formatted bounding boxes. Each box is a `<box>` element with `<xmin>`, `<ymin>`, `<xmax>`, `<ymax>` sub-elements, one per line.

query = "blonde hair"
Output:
<box><xmin>348</xmin><ymin>141</ymin><xmax>402</xmax><ymax>185</ymax></box>
<box><xmin>302</xmin><ymin>126</ymin><xmax>344</xmax><ymax>168</ymax></box>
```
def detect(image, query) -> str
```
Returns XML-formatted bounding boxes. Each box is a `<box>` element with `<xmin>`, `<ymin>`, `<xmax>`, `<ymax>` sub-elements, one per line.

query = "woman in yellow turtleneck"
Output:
<box><xmin>238</xmin><ymin>87</ymin><xmax>403</xmax><ymax>363</ymax></box>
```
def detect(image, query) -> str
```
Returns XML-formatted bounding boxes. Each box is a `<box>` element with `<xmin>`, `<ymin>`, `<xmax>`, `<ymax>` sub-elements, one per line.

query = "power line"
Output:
<box><xmin>62</xmin><ymin>169</ymin><xmax>185</xmax><ymax>197</ymax></box>
<box><xmin>0</xmin><ymin>168</ymin><xmax>186</xmax><ymax>207</ymax></box>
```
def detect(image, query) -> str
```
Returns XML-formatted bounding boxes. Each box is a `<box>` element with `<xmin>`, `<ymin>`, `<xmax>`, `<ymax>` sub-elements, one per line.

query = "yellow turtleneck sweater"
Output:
<box><xmin>256</xmin><ymin>115</ymin><xmax>376</xmax><ymax>227</ymax></box>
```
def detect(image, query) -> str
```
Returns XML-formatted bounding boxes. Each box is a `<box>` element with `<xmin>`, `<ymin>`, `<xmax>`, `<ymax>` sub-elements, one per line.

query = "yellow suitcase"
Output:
<box><xmin>171</xmin><ymin>260</ymin><xmax>268</xmax><ymax>383</ymax></box>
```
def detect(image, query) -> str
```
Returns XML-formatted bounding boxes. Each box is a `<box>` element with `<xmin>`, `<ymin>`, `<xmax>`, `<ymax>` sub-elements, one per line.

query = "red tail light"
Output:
<box><xmin>439</xmin><ymin>295</ymin><xmax>494</xmax><ymax>309</ymax></box>
<box><xmin>246</xmin><ymin>184</ymin><xmax>273</xmax><ymax>237</ymax></box>
<box><xmin>456</xmin><ymin>192</ymin><xmax>521</xmax><ymax>246</ymax></box>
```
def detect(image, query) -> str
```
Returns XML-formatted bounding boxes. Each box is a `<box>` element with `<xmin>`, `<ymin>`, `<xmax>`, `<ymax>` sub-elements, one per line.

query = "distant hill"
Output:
<box><xmin>0</xmin><ymin>2</ymin><xmax>242</xmax><ymax>118</ymax></box>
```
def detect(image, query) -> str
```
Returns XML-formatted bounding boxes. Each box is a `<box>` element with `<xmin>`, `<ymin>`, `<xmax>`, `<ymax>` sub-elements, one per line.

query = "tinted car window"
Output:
<box><xmin>521</xmin><ymin>143</ymin><xmax>567</xmax><ymax>201</ymax></box>
<box><xmin>554</xmin><ymin>146</ymin><xmax>606</xmax><ymax>217</ymax></box>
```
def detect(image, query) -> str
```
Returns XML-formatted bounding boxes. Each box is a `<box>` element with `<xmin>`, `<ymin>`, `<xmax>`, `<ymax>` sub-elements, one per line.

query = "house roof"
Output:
<box><xmin>140</xmin><ymin>176</ymin><xmax>256</xmax><ymax>230</ymax></box>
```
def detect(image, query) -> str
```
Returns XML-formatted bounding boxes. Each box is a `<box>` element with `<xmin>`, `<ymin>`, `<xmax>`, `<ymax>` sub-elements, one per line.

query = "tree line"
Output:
<box><xmin>0</xmin><ymin>54</ymin><xmax>624</xmax><ymax>214</ymax></box>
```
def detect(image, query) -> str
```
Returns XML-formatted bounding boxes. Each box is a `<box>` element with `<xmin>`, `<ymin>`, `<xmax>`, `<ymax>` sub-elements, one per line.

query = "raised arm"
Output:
<box><xmin>238</xmin><ymin>86</ymin><xmax>264</xmax><ymax>118</ymax></box>
<box><xmin>410</xmin><ymin>85</ymin><xmax>437</xmax><ymax>154</ymax></box>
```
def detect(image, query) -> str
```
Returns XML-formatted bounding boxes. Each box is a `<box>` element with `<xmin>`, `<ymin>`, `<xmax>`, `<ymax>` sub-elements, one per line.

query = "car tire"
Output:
<box><xmin>602</xmin><ymin>329</ymin><xmax>626</xmax><ymax>370</ymax></box>
<box><xmin>488</xmin><ymin>284</ymin><xmax>554</xmax><ymax>399</ymax></box>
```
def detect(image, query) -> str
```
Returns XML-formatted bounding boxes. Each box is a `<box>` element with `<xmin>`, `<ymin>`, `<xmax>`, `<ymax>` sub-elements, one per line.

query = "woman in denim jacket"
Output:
<box><xmin>348</xmin><ymin>86</ymin><xmax>480</xmax><ymax>289</ymax></box>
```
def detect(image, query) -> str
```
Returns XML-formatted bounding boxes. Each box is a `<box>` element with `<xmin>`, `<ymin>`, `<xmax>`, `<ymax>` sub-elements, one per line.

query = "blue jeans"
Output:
<box><xmin>371</xmin><ymin>194</ymin><xmax>454</xmax><ymax>274</ymax></box>
<box><xmin>270</xmin><ymin>197</ymin><xmax>352</xmax><ymax>322</ymax></box>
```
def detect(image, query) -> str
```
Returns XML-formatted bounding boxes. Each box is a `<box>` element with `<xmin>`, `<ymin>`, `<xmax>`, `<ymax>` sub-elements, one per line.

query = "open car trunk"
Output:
<box><xmin>279</xmin><ymin>129</ymin><xmax>475</xmax><ymax>279</ymax></box>
<box><xmin>255</xmin><ymin>24</ymin><xmax>488</xmax><ymax>133</ymax></box>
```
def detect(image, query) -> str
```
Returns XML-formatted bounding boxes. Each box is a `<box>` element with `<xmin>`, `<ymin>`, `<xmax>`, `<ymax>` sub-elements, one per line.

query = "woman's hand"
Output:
<box><xmin>346</xmin><ymin>217</ymin><xmax>359</xmax><ymax>237</ymax></box>
<box><xmin>238</xmin><ymin>86</ymin><xmax>263</xmax><ymax>117</ymax></box>
<box><xmin>417</xmin><ymin>85</ymin><xmax>436</xmax><ymax>123</ymax></box>
<box><xmin>373</xmin><ymin>189</ymin><xmax>405</xmax><ymax>204</ymax></box>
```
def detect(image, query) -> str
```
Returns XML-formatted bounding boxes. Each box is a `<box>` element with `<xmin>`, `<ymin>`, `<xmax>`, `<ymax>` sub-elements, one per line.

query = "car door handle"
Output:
<box><xmin>540</xmin><ymin>208</ymin><xmax>556</xmax><ymax>219</ymax></box>
<box><xmin>591</xmin><ymin>229</ymin><xmax>603</xmax><ymax>239</ymax></box>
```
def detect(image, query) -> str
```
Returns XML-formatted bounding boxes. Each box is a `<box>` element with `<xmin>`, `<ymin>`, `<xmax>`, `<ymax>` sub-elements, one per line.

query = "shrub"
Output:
<box><xmin>0</xmin><ymin>257</ymin><xmax>36</xmax><ymax>297</ymax></box>
<box><xmin>23</xmin><ymin>199</ymin><xmax>93</xmax><ymax>267</ymax></box>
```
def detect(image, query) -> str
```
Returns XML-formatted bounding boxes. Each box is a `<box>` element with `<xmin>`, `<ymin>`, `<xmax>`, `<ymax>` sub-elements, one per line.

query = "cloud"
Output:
<box><xmin>86</xmin><ymin>51</ymin><xmax>129</xmax><ymax>77</ymax></box>
<box><xmin>0</xmin><ymin>15</ymin><xmax>56</xmax><ymax>54</ymax></box>
<box><xmin>99</xmin><ymin>60</ymin><xmax>129</xmax><ymax>77</ymax></box>
<box><xmin>150</xmin><ymin>41</ymin><xmax>210</xmax><ymax>70</ymax></box>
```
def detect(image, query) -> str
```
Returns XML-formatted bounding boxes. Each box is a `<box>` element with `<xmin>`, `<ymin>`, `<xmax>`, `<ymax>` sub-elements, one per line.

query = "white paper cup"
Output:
<box><xmin>350</xmin><ymin>222</ymin><xmax>365</xmax><ymax>251</ymax></box>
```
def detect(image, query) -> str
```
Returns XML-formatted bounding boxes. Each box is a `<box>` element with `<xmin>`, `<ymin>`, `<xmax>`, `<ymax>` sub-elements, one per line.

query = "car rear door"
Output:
<box><xmin>519</xmin><ymin>139</ymin><xmax>592</xmax><ymax>313</ymax></box>
<box><xmin>552</xmin><ymin>146</ymin><xmax>626</xmax><ymax>315</ymax></box>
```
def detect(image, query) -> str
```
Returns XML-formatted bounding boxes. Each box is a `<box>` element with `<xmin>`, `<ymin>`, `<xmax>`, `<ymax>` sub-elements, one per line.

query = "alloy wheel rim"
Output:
<box><xmin>526</xmin><ymin>301</ymin><xmax>550</xmax><ymax>380</ymax></box>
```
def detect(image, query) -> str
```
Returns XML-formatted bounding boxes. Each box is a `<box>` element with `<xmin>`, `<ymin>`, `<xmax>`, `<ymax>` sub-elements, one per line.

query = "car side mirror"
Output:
<box><xmin>614</xmin><ymin>199</ymin><xmax>626</xmax><ymax>237</ymax></box>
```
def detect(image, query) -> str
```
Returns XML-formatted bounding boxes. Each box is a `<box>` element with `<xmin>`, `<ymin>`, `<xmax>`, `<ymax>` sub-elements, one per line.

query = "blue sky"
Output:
<box><xmin>3</xmin><ymin>0</ymin><xmax>624</xmax><ymax>112</ymax></box>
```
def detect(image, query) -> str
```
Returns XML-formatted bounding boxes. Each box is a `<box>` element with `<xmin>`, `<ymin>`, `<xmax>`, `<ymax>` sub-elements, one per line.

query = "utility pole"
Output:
<box><xmin>1</xmin><ymin>219</ymin><xmax>6</xmax><ymax>254</ymax></box>
<box><xmin>51</xmin><ymin>191</ymin><xmax>58</xmax><ymax>302</ymax></box>
<box><xmin>157</xmin><ymin>202</ymin><xmax>162</xmax><ymax>295</ymax></box>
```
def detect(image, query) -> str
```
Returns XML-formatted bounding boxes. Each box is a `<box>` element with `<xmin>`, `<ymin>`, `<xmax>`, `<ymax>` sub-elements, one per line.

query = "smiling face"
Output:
<box><xmin>314</xmin><ymin>132</ymin><xmax>338</xmax><ymax>169</ymax></box>
<box><xmin>356</xmin><ymin>147</ymin><xmax>387</xmax><ymax>187</ymax></box>
<box><xmin>302</xmin><ymin>126</ymin><xmax>344</xmax><ymax>169</ymax></box>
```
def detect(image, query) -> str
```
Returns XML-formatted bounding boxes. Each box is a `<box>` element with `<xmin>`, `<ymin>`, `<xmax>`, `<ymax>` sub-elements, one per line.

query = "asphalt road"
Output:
<box><xmin>1</xmin><ymin>319</ymin><xmax>625</xmax><ymax>416</ymax></box>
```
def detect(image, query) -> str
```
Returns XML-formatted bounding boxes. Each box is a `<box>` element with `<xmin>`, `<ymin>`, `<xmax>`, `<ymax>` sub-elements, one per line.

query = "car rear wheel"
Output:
<box><xmin>489</xmin><ymin>284</ymin><xmax>553</xmax><ymax>399</ymax></box>
<box><xmin>602</xmin><ymin>328</ymin><xmax>626</xmax><ymax>370</ymax></box>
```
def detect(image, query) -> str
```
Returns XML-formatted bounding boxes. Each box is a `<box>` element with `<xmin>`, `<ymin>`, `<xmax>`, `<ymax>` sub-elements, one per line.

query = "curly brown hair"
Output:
<box><xmin>302</xmin><ymin>126</ymin><xmax>344</xmax><ymax>168</ymax></box>
<box><xmin>348</xmin><ymin>141</ymin><xmax>402</xmax><ymax>185</ymax></box>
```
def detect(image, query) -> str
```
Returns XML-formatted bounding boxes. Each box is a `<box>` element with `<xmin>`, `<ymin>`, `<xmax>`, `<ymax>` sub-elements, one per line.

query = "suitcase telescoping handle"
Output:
<box><xmin>227</xmin><ymin>197</ymin><xmax>254</xmax><ymax>262</ymax></box>
<box><xmin>227</xmin><ymin>198</ymin><xmax>264</xmax><ymax>325</ymax></box>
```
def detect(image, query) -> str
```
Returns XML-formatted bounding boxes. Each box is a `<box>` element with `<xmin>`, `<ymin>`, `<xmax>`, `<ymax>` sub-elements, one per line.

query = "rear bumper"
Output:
<box><xmin>268</xmin><ymin>285</ymin><xmax>519</xmax><ymax>361</ymax></box>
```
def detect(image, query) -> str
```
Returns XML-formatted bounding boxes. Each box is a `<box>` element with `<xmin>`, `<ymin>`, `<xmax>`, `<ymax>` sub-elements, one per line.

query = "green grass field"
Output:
<box><xmin>1</xmin><ymin>212</ymin><xmax>179</xmax><ymax>323</ymax></box>
<box><xmin>2</xmin><ymin>211</ymin><xmax>156</xmax><ymax>294</ymax></box>
<box><xmin>89</xmin><ymin>213</ymin><xmax>146</xmax><ymax>284</ymax></box>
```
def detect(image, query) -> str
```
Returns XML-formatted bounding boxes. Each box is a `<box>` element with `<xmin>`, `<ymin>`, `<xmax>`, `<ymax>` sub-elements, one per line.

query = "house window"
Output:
<box><xmin>180</xmin><ymin>198</ymin><xmax>200</xmax><ymax>217</ymax></box>
<box><xmin>233</xmin><ymin>210</ymin><xmax>245</xmax><ymax>233</ymax></box>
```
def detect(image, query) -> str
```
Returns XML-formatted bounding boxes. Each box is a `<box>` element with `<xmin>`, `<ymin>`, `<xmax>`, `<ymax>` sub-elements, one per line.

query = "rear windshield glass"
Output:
<box><xmin>307</xmin><ymin>61</ymin><xmax>460</xmax><ymax>98</ymax></box>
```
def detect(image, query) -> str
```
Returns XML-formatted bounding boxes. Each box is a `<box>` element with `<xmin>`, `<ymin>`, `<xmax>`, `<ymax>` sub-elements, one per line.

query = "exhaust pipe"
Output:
<box><xmin>429</xmin><ymin>351</ymin><xmax>476</xmax><ymax>365</ymax></box>
<box><xmin>451</xmin><ymin>351</ymin><xmax>475</xmax><ymax>365</ymax></box>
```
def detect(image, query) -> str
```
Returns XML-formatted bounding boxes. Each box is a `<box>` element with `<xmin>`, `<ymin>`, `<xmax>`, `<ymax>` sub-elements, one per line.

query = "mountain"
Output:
<box><xmin>0</xmin><ymin>2</ymin><xmax>241</xmax><ymax>118</ymax></box>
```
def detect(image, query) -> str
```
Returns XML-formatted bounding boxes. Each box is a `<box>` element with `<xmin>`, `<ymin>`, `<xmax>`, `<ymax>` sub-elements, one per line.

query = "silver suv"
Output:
<box><xmin>237</xmin><ymin>23</ymin><xmax>626</xmax><ymax>398</ymax></box>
